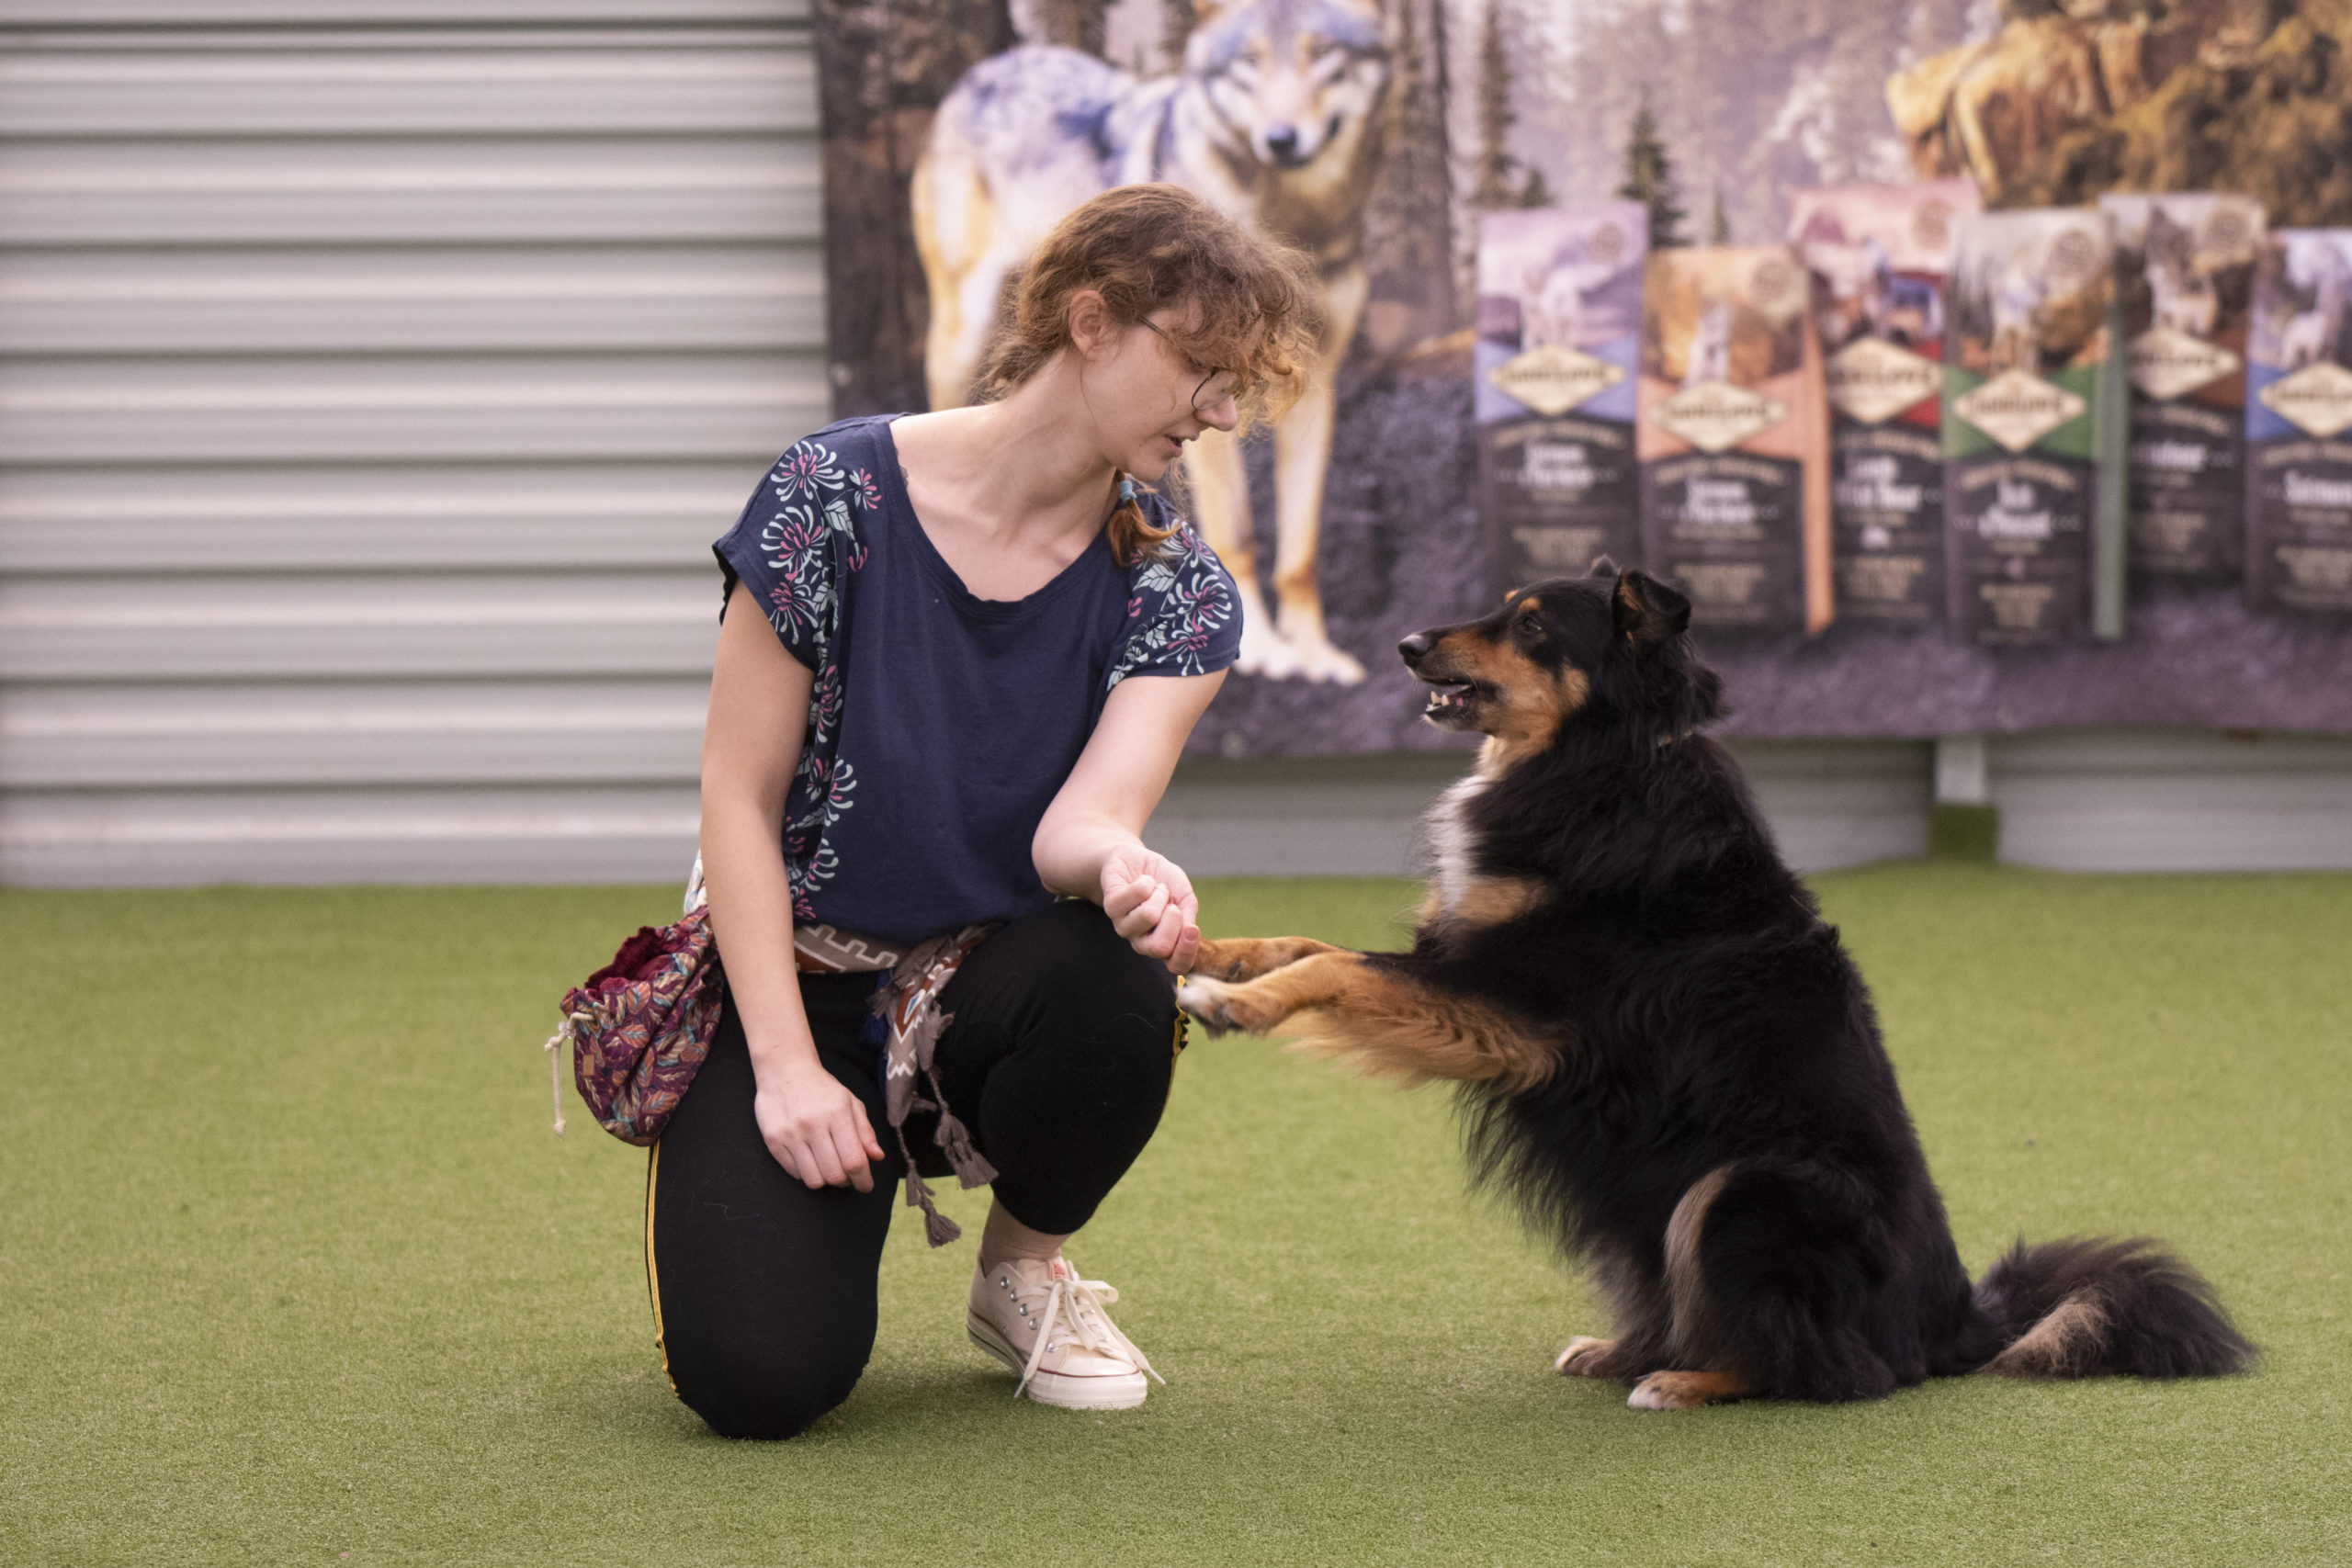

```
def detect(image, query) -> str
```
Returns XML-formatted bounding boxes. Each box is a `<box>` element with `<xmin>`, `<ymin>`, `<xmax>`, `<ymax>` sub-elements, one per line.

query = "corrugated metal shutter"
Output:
<box><xmin>0</xmin><ymin>1</ymin><xmax>822</xmax><ymax>885</ymax></box>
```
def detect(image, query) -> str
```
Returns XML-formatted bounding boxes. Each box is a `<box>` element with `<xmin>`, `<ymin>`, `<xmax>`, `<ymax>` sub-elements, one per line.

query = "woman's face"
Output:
<box><xmin>1090</xmin><ymin>304</ymin><xmax>1242</xmax><ymax>481</ymax></box>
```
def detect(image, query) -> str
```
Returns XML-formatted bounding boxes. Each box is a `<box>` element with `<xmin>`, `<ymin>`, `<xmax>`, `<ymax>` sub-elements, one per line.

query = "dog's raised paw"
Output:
<box><xmin>1175</xmin><ymin>977</ymin><xmax>1238</xmax><ymax>1035</ymax></box>
<box><xmin>1555</xmin><ymin>1337</ymin><xmax>1616</xmax><ymax>1377</ymax></box>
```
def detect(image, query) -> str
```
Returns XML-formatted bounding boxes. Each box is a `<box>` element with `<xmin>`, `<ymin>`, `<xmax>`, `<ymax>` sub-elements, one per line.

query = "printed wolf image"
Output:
<box><xmin>812</xmin><ymin>0</ymin><xmax>2352</xmax><ymax>745</ymax></box>
<box><xmin>913</xmin><ymin>0</ymin><xmax>1394</xmax><ymax>683</ymax></box>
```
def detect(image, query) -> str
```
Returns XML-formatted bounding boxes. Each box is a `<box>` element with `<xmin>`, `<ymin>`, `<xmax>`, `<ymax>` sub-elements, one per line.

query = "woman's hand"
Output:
<box><xmin>752</xmin><ymin>1052</ymin><xmax>886</xmax><ymax>1192</ymax></box>
<box><xmin>1102</xmin><ymin>844</ymin><xmax>1202</xmax><ymax>975</ymax></box>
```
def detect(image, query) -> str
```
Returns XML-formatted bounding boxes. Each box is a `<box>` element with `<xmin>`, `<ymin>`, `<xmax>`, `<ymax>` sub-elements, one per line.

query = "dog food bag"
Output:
<box><xmin>2101</xmin><ymin>193</ymin><xmax>2265</xmax><ymax>583</ymax></box>
<box><xmin>1635</xmin><ymin>245</ymin><xmax>1833</xmax><ymax>634</ymax></box>
<box><xmin>1789</xmin><ymin>179</ymin><xmax>1980</xmax><ymax>627</ymax></box>
<box><xmin>1476</xmin><ymin>203</ymin><xmax>1649</xmax><ymax>592</ymax></box>
<box><xmin>2245</xmin><ymin>230</ymin><xmax>2352</xmax><ymax>614</ymax></box>
<box><xmin>1941</xmin><ymin>208</ymin><xmax>2123</xmax><ymax>645</ymax></box>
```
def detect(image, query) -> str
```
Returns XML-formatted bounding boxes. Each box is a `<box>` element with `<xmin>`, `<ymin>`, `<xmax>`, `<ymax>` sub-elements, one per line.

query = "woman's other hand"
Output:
<box><xmin>1102</xmin><ymin>845</ymin><xmax>1202</xmax><ymax>974</ymax></box>
<box><xmin>752</xmin><ymin>1055</ymin><xmax>886</xmax><ymax>1192</ymax></box>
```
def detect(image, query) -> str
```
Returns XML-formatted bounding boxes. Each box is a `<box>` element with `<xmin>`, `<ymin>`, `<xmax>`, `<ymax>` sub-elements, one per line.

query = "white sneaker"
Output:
<box><xmin>966</xmin><ymin>1256</ymin><xmax>1163</xmax><ymax>1410</ymax></box>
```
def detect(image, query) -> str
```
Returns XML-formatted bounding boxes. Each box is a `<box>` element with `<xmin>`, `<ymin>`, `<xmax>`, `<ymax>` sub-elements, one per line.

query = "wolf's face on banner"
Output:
<box><xmin>1191</xmin><ymin>0</ymin><xmax>1389</xmax><ymax>174</ymax></box>
<box><xmin>912</xmin><ymin>0</ymin><xmax>1391</xmax><ymax>682</ymax></box>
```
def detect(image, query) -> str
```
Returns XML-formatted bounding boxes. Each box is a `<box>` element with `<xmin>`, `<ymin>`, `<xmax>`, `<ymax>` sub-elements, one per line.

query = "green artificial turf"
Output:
<box><xmin>3</xmin><ymin>867</ymin><xmax>2347</xmax><ymax>1566</ymax></box>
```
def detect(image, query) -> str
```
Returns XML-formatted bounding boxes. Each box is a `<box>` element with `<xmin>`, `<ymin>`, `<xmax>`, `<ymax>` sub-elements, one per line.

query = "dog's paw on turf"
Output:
<box><xmin>1626</xmin><ymin>1371</ymin><xmax>1743</xmax><ymax>1410</ymax></box>
<box><xmin>1555</xmin><ymin>1337</ymin><xmax>1617</xmax><ymax>1377</ymax></box>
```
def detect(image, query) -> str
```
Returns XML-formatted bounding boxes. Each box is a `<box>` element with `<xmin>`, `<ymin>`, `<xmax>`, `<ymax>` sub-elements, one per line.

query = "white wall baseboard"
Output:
<box><xmin>7</xmin><ymin>731</ymin><xmax>2351</xmax><ymax>887</ymax></box>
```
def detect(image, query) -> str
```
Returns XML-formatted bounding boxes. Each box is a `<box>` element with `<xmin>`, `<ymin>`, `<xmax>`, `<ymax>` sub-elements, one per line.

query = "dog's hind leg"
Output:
<box><xmin>1634</xmin><ymin>1161</ymin><xmax>1899</xmax><ymax>1408</ymax></box>
<box><xmin>1268</xmin><ymin>262</ymin><xmax>1369</xmax><ymax>684</ymax></box>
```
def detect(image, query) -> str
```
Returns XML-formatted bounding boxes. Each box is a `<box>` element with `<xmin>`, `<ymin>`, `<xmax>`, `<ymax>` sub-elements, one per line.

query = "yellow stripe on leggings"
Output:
<box><xmin>644</xmin><ymin>1138</ymin><xmax>677</xmax><ymax>1395</ymax></box>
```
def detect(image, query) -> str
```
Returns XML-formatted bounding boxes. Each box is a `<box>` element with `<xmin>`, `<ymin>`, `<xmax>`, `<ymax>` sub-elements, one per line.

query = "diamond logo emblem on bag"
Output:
<box><xmin>1825</xmin><ymin>337</ymin><xmax>1939</xmax><ymax>424</ymax></box>
<box><xmin>2129</xmin><ymin>325</ymin><xmax>2240</xmax><ymax>402</ymax></box>
<box><xmin>2259</xmin><ymin>361</ymin><xmax>2352</xmax><ymax>440</ymax></box>
<box><xmin>1953</xmin><ymin>368</ymin><xmax>2086</xmax><ymax>453</ymax></box>
<box><xmin>1487</xmin><ymin>344</ymin><xmax>1624</xmax><ymax>417</ymax></box>
<box><xmin>1650</xmin><ymin>378</ymin><xmax>1787</xmax><ymax>454</ymax></box>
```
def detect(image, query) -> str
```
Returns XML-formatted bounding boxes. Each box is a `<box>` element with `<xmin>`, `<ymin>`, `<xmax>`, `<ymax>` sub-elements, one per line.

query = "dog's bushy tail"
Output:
<box><xmin>1971</xmin><ymin>1236</ymin><xmax>2254</xmax><ymax>1379</ymax></box>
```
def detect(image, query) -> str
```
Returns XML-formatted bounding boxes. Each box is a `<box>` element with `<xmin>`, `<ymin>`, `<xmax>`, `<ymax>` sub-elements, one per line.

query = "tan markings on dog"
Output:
<box><xmin>1663</xmin><ymin>1165</ymin><xmax>1735</xmax><ymax>1359</ymax></box>
<box><xmin>1555</xmin><ymin>1337</ymin><xmax>1619</xmax><ymax>1377</ymax></box>
<box><xmin>1442</xmin><ymin>875</ymin><xmax>1547</xmax><ymax>928</ymax></box>
<box><xmin>1984</xmin><ymin>1291</ymin><xmax>2109</xmax><ymax>1378</ymax></box>
<box><xmin>1182</xmin><ymin>952</ymin><xmax>1561</xmax><ymax>1091</ymax></box>
<box><xmin>1190</xmin><ymin>935</ymin><xmax>1343</xmax><ymax>983</ymax></box>
<box><xmin>1418</xmin><ymin>886</ymin><xmax>1442</xmax><ymax>924</ymax></box>
<box><xmin>1427</xmin><ymin>626</ymin><xmax>1592</xmax><ymax>774</ymax></box>
<box><xmin>1627</xmin><ymin>1369</ymin><xmax>1752</xmax><ymax>1410</ymax></box>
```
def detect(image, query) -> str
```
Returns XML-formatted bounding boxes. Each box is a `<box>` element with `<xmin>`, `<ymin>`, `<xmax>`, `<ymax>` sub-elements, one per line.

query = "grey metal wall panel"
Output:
<box><xmin>0</xmin><ymin>571</ymin><xmax>718</xmax><ymax>682</ymax></box>
<box><xmin>0</xmin><ymin>5</ymin><xmax>805</xmax><ymax>24</ymax></box>
<box><xmin>0</xmin><ymin>465</ymin><xmax>749</xmax><ymax>572</ymax></box>
<box><xmin>0</xmin><ymin>784</ymin><xmax>704</xmax><ymax>888</ymax></box>
<box><xmin>0</xmin><ymin>39</ymin><xmax>817</xmax><ymax>139</ymax></box>
<box><xmin>0</xmin><ymin>139</ymin><xmax>821</xmax><ymax>246</ymax></box>
<box><xmin>0</xmin><ymin>680</ymin><xmax>705</xmax><ymax>787</ymax></box>
<box><xmin>0</xmin><ymin>248</ymin><xmax>824</xmax><ymax>355</ymax></box>
<box><xmin>0</xmin><ymin>14</ymin><xmax>817</xmax><ymax>886</ymax></box>
<box><xmin>1</xmin><ymin>355</ymin><xmax>827</xmax><ymax>464</ymax></box>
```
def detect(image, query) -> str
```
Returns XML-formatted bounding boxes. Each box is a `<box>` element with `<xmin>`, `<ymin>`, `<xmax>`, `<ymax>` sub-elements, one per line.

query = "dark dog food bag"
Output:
<box><xmin>1636</xmin><ymin>245</ymin><xmax>1833</xmax><ymax>635</ymax></box>
<box><xmin>1790</xmin><ymin>179</ymin><xmax>1979</xmax><ymax>627</ymax></box>
<box><xmin>1941</xmin><ymin>209</ymin><xmax>2120</xmax><ymax>645</ymax></box>
<box><xmin>1476</xmin><ymin>203</ymin><xmax>1649</xmax><ymax>594</ymax></box>
<box><xmin>2102</xmin><ymin>193</ymin><xmax>2265</xmax><ymax>583</ymax></box>
<box><xmin>2245</xmin><ymin>230</ymin><xmax>2352</xmax><ymax>614</ymax></box>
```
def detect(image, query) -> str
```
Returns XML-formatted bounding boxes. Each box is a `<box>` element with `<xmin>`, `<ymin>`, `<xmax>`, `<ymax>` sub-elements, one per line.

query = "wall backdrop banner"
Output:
<box><xmin>812</xmin><ymin>0</ymin><xmax>2352</xmax><ymax>750</ymax></box>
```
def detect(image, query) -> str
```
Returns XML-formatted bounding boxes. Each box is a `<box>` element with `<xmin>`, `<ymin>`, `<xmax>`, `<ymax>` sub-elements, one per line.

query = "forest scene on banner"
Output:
<box><xmin>812</xmin><ymin>0</ymin><xmax>2352</xmax><ymax>748</ymax></box>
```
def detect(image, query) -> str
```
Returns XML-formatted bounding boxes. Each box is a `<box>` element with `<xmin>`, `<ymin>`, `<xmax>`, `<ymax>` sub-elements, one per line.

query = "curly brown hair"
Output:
<box><xmin>978</xmin><ymin>183</ymin><xmax>1323</xmax><ymax>563</ymax></box>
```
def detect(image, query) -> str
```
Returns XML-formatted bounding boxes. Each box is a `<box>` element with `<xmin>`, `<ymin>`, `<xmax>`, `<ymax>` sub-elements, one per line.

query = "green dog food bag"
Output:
<box><xmin>1941</xmin><ymin>208</ymin><xmax>2124</xmax><ymax>646</ymax></box>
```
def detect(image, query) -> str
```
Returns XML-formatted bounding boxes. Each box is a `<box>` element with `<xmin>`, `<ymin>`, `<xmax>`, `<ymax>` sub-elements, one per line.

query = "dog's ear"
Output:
<box><xmin>1587</xmin><ymin>554</ymin><xmax>1619</xmax><ymax>579</ymax></box>
<box><xmin>1612</xmin><ymin>569</ymin><xmax>1690</xmax><ymax>647</ymax></box>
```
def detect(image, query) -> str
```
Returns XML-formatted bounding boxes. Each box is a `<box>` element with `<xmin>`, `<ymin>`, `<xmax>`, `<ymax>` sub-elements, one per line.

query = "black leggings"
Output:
<box><xmin>646</xmin><ymin>898</ymin><xmax>1182</xmax><ymax>1439</ymax></box>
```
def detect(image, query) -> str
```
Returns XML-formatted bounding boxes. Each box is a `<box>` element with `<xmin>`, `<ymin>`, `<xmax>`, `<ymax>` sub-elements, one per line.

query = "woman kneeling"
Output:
<box><xmin>652</xmin><ymin>184</ymin><xmax>1318</xmax><ymax>1438</ymax></box>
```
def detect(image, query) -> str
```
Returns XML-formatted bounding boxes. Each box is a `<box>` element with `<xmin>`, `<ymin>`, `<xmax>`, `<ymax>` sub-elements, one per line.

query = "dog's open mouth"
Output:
<box><xmin>1419</xmin><ymin>678</ymin><xmax>1489</xmax><ymax>725</ymax></box>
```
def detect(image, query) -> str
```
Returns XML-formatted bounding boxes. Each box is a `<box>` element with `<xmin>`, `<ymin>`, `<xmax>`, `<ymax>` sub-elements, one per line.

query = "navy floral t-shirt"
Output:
<box><xmin>714</xmin><ymin>414</ymin><xmax>1241</xmax><ymax>947</ymax></box>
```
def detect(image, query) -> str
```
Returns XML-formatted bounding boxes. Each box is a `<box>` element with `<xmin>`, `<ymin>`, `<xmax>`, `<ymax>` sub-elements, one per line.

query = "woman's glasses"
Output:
<box><xmin>1139</xmin><ymin>318</ymin><xmax>1238</xmax><ymax>413</ymax></box>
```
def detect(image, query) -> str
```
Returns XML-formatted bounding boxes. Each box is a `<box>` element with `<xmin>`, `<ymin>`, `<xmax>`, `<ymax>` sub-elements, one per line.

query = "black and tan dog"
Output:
<box><xmin>1176</xmin><ymin>564</ymin><xmax>2253</xmax><ymax>1408</ymax></box>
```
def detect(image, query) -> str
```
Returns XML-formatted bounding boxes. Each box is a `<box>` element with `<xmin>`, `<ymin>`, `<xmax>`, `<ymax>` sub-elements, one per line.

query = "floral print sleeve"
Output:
<box><xmin>712</xmin><ymin>428</ymin><xmax>879</xmax><ymax>919</ymax></box>
<box><xmin>714</xmin><ymin>434</ymin><xmax>877</xmax><ymax>671</ymax></box>
<box><xmin>1104</xmin><ymin>515</ymin><xmax>1243</xmax><ymax>689</ymax></box>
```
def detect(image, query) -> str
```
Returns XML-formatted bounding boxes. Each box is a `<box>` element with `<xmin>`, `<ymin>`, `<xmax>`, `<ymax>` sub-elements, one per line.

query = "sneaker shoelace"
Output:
<box><xmin>1012</xmin><ymin>1267</ymin><xmax>1167</xmax><ymax>1400</ymax></box>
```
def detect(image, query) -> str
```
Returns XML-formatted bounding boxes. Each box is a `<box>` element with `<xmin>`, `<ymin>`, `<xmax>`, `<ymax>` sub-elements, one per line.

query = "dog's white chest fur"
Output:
<box><xmin>1423</xmin><ymin>773</ymin><xmax>1488</xmax><ymax>915</ymax></box>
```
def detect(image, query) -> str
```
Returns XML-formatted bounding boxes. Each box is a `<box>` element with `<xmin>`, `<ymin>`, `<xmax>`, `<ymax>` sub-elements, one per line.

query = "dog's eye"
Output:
<box><xmin>1512</xmin><ymin>614</ymin><xmax>1544</xmax><ymax>643</ymax></box>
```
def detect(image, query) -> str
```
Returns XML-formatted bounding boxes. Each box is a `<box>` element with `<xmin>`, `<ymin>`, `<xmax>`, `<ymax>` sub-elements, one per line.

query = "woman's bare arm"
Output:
<box><xmin>700</xmin><ymin>581</ymin><xmax>884</xmax><ymax>1190</ymax></box>
<box><xmin>1034</xmin><ymin>670</ymin><xmax>1227</xmax><ymax>973</ymax></box>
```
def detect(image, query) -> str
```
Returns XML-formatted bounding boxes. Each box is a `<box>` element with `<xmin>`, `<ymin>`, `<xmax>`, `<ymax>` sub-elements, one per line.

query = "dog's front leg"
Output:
<box><xmin>1191</xmin><ymin>935</ymin><xmax>1344</xmax><ymax>982</ymax></box>
<box><xmin>1178</xmin><ymin>952</ymin><xmax>1559</xmax><ymax>1089</ymax></box>
<box><xmin>1269</xmin><ymin>261</ymin><xmax>1368</xmax><ymax>684</ymax></box>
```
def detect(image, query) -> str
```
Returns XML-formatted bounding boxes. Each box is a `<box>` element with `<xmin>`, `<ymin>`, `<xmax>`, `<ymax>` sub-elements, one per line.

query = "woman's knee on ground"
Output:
<box><xmin>670</xmin><ymin>1333</ymin><xmax>869</xmax><ymax>1440</ymax></box>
